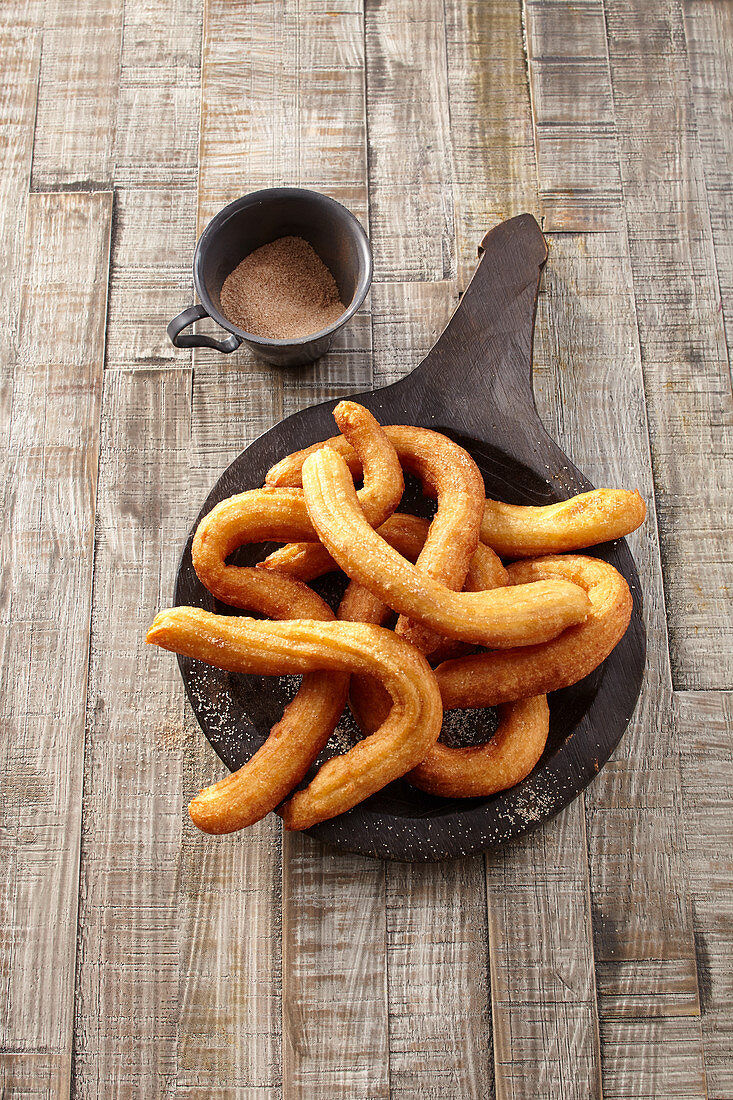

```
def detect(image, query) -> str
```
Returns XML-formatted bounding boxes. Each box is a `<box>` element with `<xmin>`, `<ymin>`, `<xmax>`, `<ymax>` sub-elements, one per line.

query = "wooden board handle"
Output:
<box><xmin>411</xmin><ymin>214</ymin><xmax>547</xmax><ymax>412</ymax></box>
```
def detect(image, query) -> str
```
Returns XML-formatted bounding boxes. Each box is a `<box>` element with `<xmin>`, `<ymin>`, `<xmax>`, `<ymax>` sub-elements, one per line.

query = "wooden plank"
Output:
<box><xmin>486</xmin><ymin>808</ymin><xmax>601</xmax><ymax>1100</ymax></box>
<box><xmin>524</xmin><ymin>0</ymin><xmax>623</xmax><ymax>232</ymax></box>
<box><xmin>0</xmin><ymin>22</ymin><xmax>40</xmax><ymax>356</ymax></box>
<box><xmin>682</xmin><ymin>1</ymin><xmax>733</xmax><ymax>396</ymax></box>
<box><xmin>282</xmin><ymin>838</ymin><xmax>389</xmax><ymax>1100</ymax></box>
<box><xmin>444</xmin><ymin>0</ymin><xmax>540</xmax><ymax>286</ymax></box>
<box><xmin>72</xmin><ymin>368</ymin><xmax>190</xmax><ymax>1095</ymax></box>
<box><xmin>604</xmin><ymin>0</ymin><xmax>733</xmax><ymax>689</ymax></box>
<box><xmin>0</xmin><ymin>192</ymin><xmax>111</xmax><ymax>1075</ymax></box>
<box><xmin>443</xmin><ymin>4</ymin><xmax>604</xmax><ymax>1096</ymax></box>
<box><xmin>0</xmin><ymin>1054</ymin><xmax>68</xmax><ymax>1099</ymax></box>
<box><xmin>365</xmin><ymin>0</ymin><xmax>455</xmax><ymax>282</ymax></box>
<box><xmin>386</xmin><ymin>859</ymin><xmax>493</xmax><ymax>1100</ymax></box>
<box><xmin>114</xmin><ymin>0</ymin><xmax>202</xmax><ymax>188</ymax></box>
<box><xmin>105</xmin><ymin>187</ymin><xmax>197</xmax><ymax>370</ymax></box>
<box><xmin>199</xmin><ymin>0</ymin><xmax>368</xmax><ymax>226</ymax></box>
<box><xmin>31</xmin><ymin>0</ymin><xmax>123</xmax><ymax>189</ymax></box>
<box><xmin>0</xmin><ymin>25</ymin><xmax>41</xmax><ymax>1057</ymax></box>
<box><xmin>676</xmin><ymin>690</ymin><xmax>733</xmax><ymax>1100</ymax></box>
<box><xmin>176</xmin><ymin>811</ymin><xmax>282</xmax><ymax>1090</ymax></box>
<box><xmin>599</xmin><ymin>1017</ymin><xmax>707</xmax><ymax>1099</ymax></box>
<box><xmin>532</xmin><ymin>229</ymin><xmax>704</xmax><ymax>1091</ymax></box>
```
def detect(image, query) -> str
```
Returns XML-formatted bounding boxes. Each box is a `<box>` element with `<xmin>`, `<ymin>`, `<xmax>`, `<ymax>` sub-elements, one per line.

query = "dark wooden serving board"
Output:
<box><xmin>175</xmin><ymin>214</ymin><xmax>646</xmax><ymax>862</ymax></box>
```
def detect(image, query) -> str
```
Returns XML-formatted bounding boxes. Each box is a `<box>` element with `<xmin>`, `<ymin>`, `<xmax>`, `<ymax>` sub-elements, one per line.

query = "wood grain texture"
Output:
<box><xmin>524</xmin><ymin>0</ymin><xmax>622</xmax><ymax>231</ymax></box>
<box><xmin>31</xmin><ymin>0</ymin><xmax>123</xmax><ymax>189</ymax></box>
<box><xmin>445</xmin><ymin>0</ymin><xmax>540</xmax><ymax>287</ymax></box>
<box><xmin>0</xmin><ymin>22</ymin><xmax>40</xmax><ymax>358</ymax></box>
<box><xmin>365</xmin><ymin>0</ymin><xmax>455</xmax><ymax>281</ymax></box>
<box><xmin>676</xmin><ymin>691</ymin><xmax>733</xmax><ymax>1100</ymax></box>
<box><xmin>282</xmin><ymin>839</ymin><xmax>389</xmax><ymax>1100</ymax></box>
<box><xmin>1</xmin><ymin>191</ymin><xmax>111</xmax><ymax>1072</ymax></box>
<box><xmin>683</xmin><ymin>1</ymin><xmax>733</xmax><ymax>403</ymax></box>
<box><xmin>73</xmin><ymin>369</ymin><xmax>191</xmax><ymax>1096</ymax></box>
<box><xmin>604</xmin><ymin>0</ymin><xmax>733</xmax><ymax>690</ymax></box>
<box><xmin>370</xmin><ymin>281</ymin><xmax>456</xmax><ymax>387</ymax></box>
<box><xmin>199</xmin><ymin>0</ymin><xmax>368</xmax><ymax>226</ymax></box>
<box><xmin>486</xmin><ymin>810</ymin><xmax>601</xmax><ymax>1100</ymax></box>
<box><xmin>105</xmin><ymin>187</ymin><xmax>197</xmax><ymax>370</ymax></box>
<box><xmin>532</xmin><ymin>230</ymin><xmax>704</xmax><ymax>1090</ymax></box>
<box><xmin>386</xmin><ymin>859</ymin><xmax>492</xmax><ymax>1100</ymax></box>
<box><xmin>0</xmin><ymin>18</ymin><xmax>41</xmax><ymax>609</ymax></box>
<box><xmin>114</xmin><ymin>0</ymin><xmax>202</xmax><ymax>188</ymax></box>
<box><xmin>0</xmin><ymin>1054</ymin><xmax>68</xmax><ymax>1099</ymax></box>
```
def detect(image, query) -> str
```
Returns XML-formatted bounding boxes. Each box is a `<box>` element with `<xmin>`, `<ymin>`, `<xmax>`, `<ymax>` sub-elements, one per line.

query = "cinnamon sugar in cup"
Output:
<box><xmin>167</xmin><ymin>188</ymin><xmax>373</xmax><ymax>367</ymax></box>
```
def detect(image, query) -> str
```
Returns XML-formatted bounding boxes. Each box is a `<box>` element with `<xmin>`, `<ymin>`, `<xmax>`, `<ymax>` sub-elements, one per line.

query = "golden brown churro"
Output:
<box><xmin>339</xmin><ymin>516</ymin><xmax>508</xmax><ymax>725</ymax></box>
<box><xmin>348</xmin><ymin>553</ymin><xmax>632</xmax><ymax>749</ymax></box>
<box><xmin>192</xmin><ymin>399</ymin><xmax>402</xmax><ymax>609</ymax></box>
<box><xmin>266</xmin><ymin>423</ymin><xmax>486</xmax><ymax>652</ymax></box>
<box><xmin>259</xmin><ymin>512</ymin><xmax>508</xmax><ymax>591</ymax></box>
<box><xmin>331</xmin><ymin>400</ymin><xmax>403</xmax><ymax>527</ymax></box>
<box><xmin>146</xmin><ymin>608</ymin><xmax>442</xmax><ymax>830</ymax></box>
<box><xmin>480</xmin><ymin>489</ymin><xmax>646</xmax><ymax>558</ymax></box>
<box><xmin>435</xmin><ymin>555</ymin><xmax>633</xmax><ymax>709</ymax></box>
<box><xmin>302</xmin><ymin>447</ymin><xmax>590</xmax><ymax>647</ymax></box>
<box><xmin>192</xmin><ymin>487</ymin><xmax>318</xmax><ymax>611</ymax></box>
<box><xmin>406</xmin><ymin>696</ymin><xmax>550</xmax><ymax>798</ymax></box>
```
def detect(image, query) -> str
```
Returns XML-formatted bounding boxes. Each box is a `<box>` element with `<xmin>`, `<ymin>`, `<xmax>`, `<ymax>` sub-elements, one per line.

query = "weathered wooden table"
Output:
<box><xmin>3</xmin><ymin>0</ymin><xmax>731</xmax><ymax>1096</ymax></box>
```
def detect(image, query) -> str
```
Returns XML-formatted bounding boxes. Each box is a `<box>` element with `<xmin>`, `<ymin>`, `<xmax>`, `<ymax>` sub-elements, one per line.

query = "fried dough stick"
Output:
<box><xmin>406</xmin><ymin>696</ymin><xmax>550</xmax><ymax>798</ymax></box>
<box><xmin>268</xmin><ymin>430</ymin><xmax>645</xmax><ymax>562</ymax></box>
<box><xmin>434</xmin><ymin>554</ymin><xmax>633</xmax><ymax>708</ymax></box>
<box><xmin>146</xmin><ymin>609</ymin><xmax>442</xmax><ymax>831</ymax></box>
<box><xmin>193</xmin><ymin>400</ymin><xmax>403</xmax><ymax>607</ymax></box>
<box><xmin>301</xmin><ymin>447</ymin><xmax>590</xmax><ymax>648</ymax></box>
<box><xmin>266</xmin><ymin>422</ymin><xmax>486</xmax><ymax>653</ymax></box>
<box><xmin>480</xmin><ymin>490</ymin><xmax>646</xmax><ymax>558</ymax></box>
<box><xmin>258</xmin><ymin>511</ymin><xmax>507</xmax><ymax>589</ymax></box>
<box><xmin>337</xmin><ymin>541</ymin><xmax>549</xmax><ymax>799</ymax></box>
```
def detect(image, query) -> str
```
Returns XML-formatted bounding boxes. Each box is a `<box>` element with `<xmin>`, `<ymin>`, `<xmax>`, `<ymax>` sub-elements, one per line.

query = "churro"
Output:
<box><xmin>435</xmin><ymin>555</ymin><xmax>633</xmax><ymax>709</ymax></box>
<box><xmin>153</xmin><ymin>576</ymin><xmax>347</xmax><ymax>831</ymax></box>
<box><xmin>146</xmin><ymin>608</ymin><xmax>442</xmax><ymax>830</ymax></box>
<box><xmin>193</xmin><ymin>399</ymin><xmax>402</xmax><ymax>609</ymax></box>
<box><xmin>406</xmin><ymin>696</ymin><xmax>550</xmax><ymax>798</ymax></box>
<box><xmin>302</xmin><ymin>446</ymin><xmax>590</xmax><ymax>648</ymax></box>
<box><xmin>259</xmin><ymin>512</ymin><xmax>507</xmax><ymax>592</ymax></box>
<box><xmin>266</xmin><ymin>422</ymin><xmax>486</xmax><ymax>652</ymax></box>
<box><xmin>480</xmin><ymin>489</ymin><xmax>646</xmax><ymax>558</ymax></box>
<box><xmin>339</xmin><ymin>516</ymin><xmax>508</xmax><ymax>727</ymax></box>
<box><xmin>348</xmin><ymin>553</ymin><xmax>632</xmax><ymax>754</ymax></box>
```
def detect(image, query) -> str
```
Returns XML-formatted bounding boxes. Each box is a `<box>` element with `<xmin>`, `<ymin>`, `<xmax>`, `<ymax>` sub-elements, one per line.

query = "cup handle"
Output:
<box><xmin>167</xmin><ymin>303</ymin><xmax>243</xmax><ymax>353</ymax></box>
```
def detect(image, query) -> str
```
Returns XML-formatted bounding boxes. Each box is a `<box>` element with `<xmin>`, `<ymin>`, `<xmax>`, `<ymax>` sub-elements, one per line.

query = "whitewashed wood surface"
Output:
<box><xmin>1</xmin><ymin>0</ymin><xmax>731</xmax><ymax>1097</ymax></box>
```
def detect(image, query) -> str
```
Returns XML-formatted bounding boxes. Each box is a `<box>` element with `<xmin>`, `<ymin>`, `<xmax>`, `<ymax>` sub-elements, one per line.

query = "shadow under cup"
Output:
<box><xmin>167</xmin><ymin>188</ymin><xmax>373</xmax><ymax>367</ymax></box>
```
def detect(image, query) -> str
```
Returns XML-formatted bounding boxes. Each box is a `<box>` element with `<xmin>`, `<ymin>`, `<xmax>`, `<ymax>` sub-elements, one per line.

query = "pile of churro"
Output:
<box><xmin>146</xmin><ymin>401</ymin><xmax>645</xmax><ymax>834</ymax></box>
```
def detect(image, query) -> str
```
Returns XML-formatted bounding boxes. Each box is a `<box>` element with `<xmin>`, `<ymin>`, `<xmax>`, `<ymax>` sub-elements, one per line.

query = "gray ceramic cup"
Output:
<box><xmin>167</xmin><ymin>188</ymin><xmax>373</xmax><ymax>367</ymax></box>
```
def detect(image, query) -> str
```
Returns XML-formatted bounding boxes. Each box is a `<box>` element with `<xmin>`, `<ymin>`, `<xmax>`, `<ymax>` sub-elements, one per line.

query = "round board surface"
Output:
<box><xmin>174</xmin><ymin>422</ymin><xmax>645</xmax><ymax>862</ymax></box>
